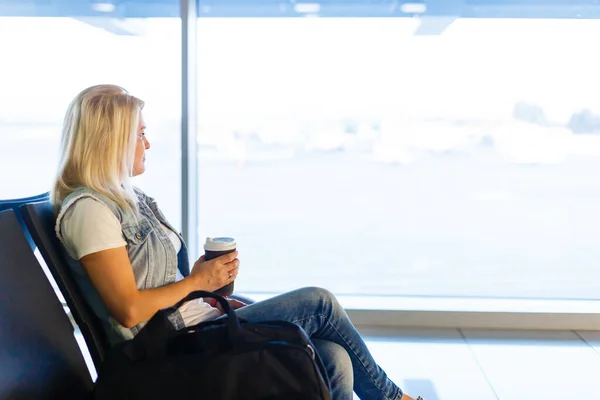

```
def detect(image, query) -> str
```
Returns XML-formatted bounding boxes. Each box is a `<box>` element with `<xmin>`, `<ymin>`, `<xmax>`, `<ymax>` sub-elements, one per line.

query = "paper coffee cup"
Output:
<box><xmin>204</xmin><ymin>237</ymin><xmax>236</xmax><ymax>296</ymax></box>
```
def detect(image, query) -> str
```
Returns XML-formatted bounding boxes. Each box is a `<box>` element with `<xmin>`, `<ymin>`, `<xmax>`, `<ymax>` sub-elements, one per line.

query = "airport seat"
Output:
<box><xmin>0</xmin><ymin>192</ymin><xmax>49</xmax><ymax>250</ymax></box>
<box><xmin>0</xmin><ymin>209</ymin><xmax>92</xmax><ymax>399</ymax></box>
<box><xmin>21</xmin><ymin>201</ymin><xmax>110</xmax><ymax>368</ymax></box>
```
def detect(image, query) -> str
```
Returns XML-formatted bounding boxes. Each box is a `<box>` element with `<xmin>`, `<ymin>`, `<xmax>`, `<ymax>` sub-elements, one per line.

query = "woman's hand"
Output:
<box><xmin>228</xmin><ymin>298</ymin><xmax>247</xmax><ymax>310</ymax></box>
<box><xmin>207</xmin><ymin>298</ymin><xmax>248</xmax><ymax>315</ymax></box>
<box><xmin>190</xmin><ymin>252</ymin><xmax>239</xmax><ymax>292</ymax></box>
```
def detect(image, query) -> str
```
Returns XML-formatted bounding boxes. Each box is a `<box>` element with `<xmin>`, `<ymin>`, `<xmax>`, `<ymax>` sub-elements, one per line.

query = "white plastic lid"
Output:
<box><xmin>204</xmin><ymin>237</ymin><xmax>237</xmax><ymax>251</ymax></box>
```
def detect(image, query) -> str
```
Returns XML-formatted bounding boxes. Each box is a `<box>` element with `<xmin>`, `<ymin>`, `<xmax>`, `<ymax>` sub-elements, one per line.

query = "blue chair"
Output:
<box><xmin>21</xmin><ymin>201</ymin><xmax>109</xmax><ymax>368</ymax></box>
<box><xmin>0</xmin><ymin>209</ymin><xmax>92</xmax><ymax>398</ymax></box>
<box><xmin>0</xmin><ymin>192</ymin><xmax>49</xmax><ymax>250</ymax></box>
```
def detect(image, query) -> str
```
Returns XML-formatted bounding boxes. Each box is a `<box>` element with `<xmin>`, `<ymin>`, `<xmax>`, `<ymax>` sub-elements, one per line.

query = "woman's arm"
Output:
<box><xmin>80</xmin><ymin>247</ymin><xmax>239</xmax><ymax>328</ymax></box>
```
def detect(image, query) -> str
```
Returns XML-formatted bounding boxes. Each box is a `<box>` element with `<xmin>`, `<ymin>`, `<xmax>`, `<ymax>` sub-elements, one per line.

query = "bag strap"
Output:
<box><xmin>176</xmin><ymin>290</ymin><xmax>241</xmax><ymax>339</ymax></box>
<box><xmin>127</xmin><ymin>291</ymin><xmax>241</xmax><ymax>360</ymax></box>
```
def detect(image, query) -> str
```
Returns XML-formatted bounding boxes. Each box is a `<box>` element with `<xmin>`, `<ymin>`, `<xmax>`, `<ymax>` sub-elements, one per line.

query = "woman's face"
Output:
<box><xmin>132</xmin><ymin>112</ymin><xmax>150</xmax><ymax>177</ymax></box>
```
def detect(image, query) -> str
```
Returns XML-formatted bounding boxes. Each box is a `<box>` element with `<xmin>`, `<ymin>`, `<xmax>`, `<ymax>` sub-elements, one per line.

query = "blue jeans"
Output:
<box><xmin>236</xmin><ymin>287</ymin><xmax>403</xmax><ymax>400</ymax></box>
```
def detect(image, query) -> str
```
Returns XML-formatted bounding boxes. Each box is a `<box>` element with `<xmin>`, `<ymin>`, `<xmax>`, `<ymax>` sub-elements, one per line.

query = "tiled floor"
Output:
<box><xmin>76</xmin><ymin>327</ymin><xmax>600</xmax><ymax>399</ymax></box>
<box><xmin>359</xmin><ymin>327</ymin><xmax>600</xmax><ymax>400</ymax></box>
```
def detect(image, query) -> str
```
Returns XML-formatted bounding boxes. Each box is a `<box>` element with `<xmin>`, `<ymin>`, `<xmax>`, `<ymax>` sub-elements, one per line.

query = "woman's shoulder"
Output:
<box><xmin>60</xmin><ymin>189</ymin><xmax>117</xmax><ymax>216</ymax></box>
<box><xmin>66</xmin><ymin>196</ymin><xmax>113</xmax><ymax>216</ymax></box>
<box><xmin>58</xmin><ymin>196</ymin><xmax>118</xmax><ymax>230</ymax></box>
<box><xmin>58</xmin><ymin>197</ymin><xmax>126</xmax><ymax>260</ymax></box>
<box><xmin>62</xmin><ymin>186</ymin><xmax>111</xmax><ymax>208</ymax></box>
<box><xmin>56</xmin><ymin>190</ymin><xmax>122</xmax><ymax>234</ymax></box>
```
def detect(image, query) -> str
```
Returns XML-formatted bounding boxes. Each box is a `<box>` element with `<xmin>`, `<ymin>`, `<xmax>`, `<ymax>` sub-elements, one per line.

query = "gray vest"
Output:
<box><xmin>55</xmin><ymin>186</ymin><xmax>190</xmax><ymax>345</ymax></box>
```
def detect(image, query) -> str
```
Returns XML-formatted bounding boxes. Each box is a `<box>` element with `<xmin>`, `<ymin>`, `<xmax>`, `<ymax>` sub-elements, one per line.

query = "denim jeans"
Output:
<box><xmin>235</xmin><ymin>287</ymin><xmax>403</xmax><ymax>400</ymax></box>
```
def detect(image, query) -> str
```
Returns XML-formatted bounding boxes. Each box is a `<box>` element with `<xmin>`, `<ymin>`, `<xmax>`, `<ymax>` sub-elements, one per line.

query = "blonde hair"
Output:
<box><xmin>51</xmin><ymin>84</ymin><xmax>145</xmax><ymax>212</ymax></box>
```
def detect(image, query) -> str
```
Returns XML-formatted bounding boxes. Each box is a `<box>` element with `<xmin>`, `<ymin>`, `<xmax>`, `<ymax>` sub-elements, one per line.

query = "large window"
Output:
<box><xmin>0</xmin><ymin>1</ymin><xmax>182</xmax><ymax>227</ymax></box>
<box><xmin>196</xmin><ymin>2</ymin><xmax>600</xmax><ymax>299</ymax></box>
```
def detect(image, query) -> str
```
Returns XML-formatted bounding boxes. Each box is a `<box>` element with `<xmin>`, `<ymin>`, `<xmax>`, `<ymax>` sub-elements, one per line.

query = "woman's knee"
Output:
<box><xmin>296</xmin><ymin>286</ymin><xmax>348</xmax><ymax>320</ymax></box>
<box><xmin>299</xmin><ymin>286</ymin><xmax>337</xmax><ymax>305</ymax></box>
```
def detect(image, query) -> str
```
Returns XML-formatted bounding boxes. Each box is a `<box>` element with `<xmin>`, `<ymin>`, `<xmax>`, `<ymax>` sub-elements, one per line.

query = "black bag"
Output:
<box><xmin>93</xmin><ymin>291</ymin><xmax>332</xmax><ymax>400</ymax></box>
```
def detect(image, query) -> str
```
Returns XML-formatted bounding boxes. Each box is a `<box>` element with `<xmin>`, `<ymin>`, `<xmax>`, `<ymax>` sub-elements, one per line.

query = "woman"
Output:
<box><xmin>52</xmin><ymin>84</ymin><xmax>422</xmax><ymax>400</ymax></box>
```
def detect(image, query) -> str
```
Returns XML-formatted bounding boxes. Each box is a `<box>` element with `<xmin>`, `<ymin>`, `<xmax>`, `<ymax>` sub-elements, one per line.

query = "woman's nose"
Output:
<box><xmin>144</xmin><ymin>136</ymin><xmax>151</xmax><ymax>149</ymax></box>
